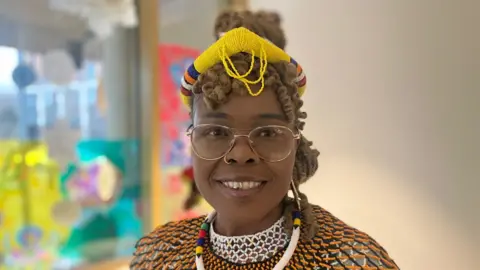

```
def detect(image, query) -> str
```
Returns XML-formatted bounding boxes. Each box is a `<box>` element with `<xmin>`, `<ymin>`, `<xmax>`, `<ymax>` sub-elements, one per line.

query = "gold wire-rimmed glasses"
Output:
<box><xmin>186</xmin><ymin>124</ymin><xmax>300</xmax><ymax>162</ymax></box>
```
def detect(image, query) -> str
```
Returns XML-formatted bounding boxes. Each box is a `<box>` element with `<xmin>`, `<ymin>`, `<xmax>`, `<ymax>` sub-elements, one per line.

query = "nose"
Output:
<box><xmin>224</xmin><ymin>136</ymin><xmax>260</xmax><ymax>164</ymax></box>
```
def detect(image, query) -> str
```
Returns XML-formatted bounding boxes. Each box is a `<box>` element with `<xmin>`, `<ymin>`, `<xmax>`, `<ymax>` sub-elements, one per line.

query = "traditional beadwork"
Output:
<box><xmin>179</xmin><ymin>27</ymin><xmax>307</xmax><ymax>110</ymax></box>
<box><xmin>195</xmin><ymin>211</ymin><xmax>302</xmax><ymax>270</ymax></box>
<box><xmin>210</xmin><ymin>216</ymin><xmax>289</xmax><ymax>264</ymax></box>
<box><xmin>195</xmin><ymin>221</ymin><xmax>210</xmax><ymax>257</ymax></box>
<box><xmin>292</xmin><ymin>211</ymin><xmax>301</xmax><ymax>228</ymax></box>
<box><xmin>131</xmin><ymin>205</ymin><xmax>400</xmax><ymax>269</ymax></box>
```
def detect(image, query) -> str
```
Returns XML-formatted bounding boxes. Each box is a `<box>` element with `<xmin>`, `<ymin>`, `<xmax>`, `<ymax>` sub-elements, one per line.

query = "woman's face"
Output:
<box><xmin>191</xmin><ymin>87</ymin><xmax>297</xmax><ymax>221</ymax></box>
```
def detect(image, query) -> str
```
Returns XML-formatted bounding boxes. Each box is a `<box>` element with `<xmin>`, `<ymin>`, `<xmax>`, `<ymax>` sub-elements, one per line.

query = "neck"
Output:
<box><xmin>213</xmin><ymin>204</ymin><xmax>283</xmax><ymax>236</ymax></box>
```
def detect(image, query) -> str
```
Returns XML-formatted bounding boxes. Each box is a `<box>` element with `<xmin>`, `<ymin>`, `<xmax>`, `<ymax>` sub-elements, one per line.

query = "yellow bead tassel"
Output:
<box><xmin>219</xmin><ymin>42</ymin><xmax>268</xmax><ymax>97</ymax></box>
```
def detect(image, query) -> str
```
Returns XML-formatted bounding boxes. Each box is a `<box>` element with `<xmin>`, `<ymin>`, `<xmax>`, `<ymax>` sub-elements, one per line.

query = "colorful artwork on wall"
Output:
<box><xmin>159</xmin><ymin>44</ymin><xmax>197</xmax><ymax>168</ymax></box>
<box><xmin>58</xmin><ymin>140</ymin><xmax>142</xmax><ymax>263</ymax></box>
<box><xmin>158</xmin><ymin>44</ymin><xmax>212</xmax><ymax>222</ymax></box>
<box><xmin>0</xmin><ymin>140</ymin><xmax>142</xmax><ymax>269</ymax></box>
<box><xmin>0</xmin><ymin>141</ymin><xmax>69</xmax><ymax>269</ymax></box>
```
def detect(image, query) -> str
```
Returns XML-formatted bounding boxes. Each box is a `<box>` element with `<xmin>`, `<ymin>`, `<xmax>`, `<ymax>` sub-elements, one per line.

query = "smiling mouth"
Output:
<box><xmin>221</xmin><ymin>181</ymin><xmax>265</xmax><ymax>190</ymax></box>
<box><xmin>216</xmin><ymin>180</ymin><xmax>267</xmax><ymax>198</ymax></box>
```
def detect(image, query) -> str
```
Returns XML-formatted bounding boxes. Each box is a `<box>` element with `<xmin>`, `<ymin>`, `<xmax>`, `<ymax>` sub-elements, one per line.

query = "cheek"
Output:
<box><xmin>268</xmin><ymin>155</ymin><xmax>295</xmax><ymax>185</ymax></box>
<box><xmin>192</xmin><ymin>156</ymin><xmax>216</xmax><ymax>187</ymax></box>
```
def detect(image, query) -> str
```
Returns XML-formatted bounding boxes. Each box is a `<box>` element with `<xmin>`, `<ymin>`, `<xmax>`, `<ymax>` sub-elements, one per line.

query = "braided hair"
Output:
<box><xmin>214</xmin><ymin>10</ymin><xmax>287</xmax><ymax>49</ymax></box>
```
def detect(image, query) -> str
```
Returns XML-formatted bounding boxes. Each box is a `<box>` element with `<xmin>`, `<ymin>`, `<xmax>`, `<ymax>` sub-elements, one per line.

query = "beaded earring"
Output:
<box><xmin>290</xmin><ymin>180</ymin><xmax>302</xmax><ymax>211</ymax></box>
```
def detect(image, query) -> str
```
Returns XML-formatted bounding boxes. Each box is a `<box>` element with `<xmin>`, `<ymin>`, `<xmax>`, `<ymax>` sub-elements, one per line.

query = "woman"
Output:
<box><xmin>181</xmin><ymin>10</ymin><xmax>288</xmax><ymax>212</ymax></box>
<box><xmin>131</xmin><ymin>15</ymin><xmax>399</xmax><ymax>270</ymax></box>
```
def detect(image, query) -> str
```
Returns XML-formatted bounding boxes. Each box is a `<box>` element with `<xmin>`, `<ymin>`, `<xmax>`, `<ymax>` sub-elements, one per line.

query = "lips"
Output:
<box><xmin>214</xmin><ymin>175</ymin><xmax>267</xmax><ymax>197</ymax></box>
<box><xmin>221</xmin><ymin>181</ymin><xmax>262</xmax><ymax>190</ymax></box>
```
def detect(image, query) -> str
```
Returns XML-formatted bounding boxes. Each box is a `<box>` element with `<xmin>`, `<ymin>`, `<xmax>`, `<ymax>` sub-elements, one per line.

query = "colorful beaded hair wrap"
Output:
<box><xmin>179</xmin><ymin>27</ymin><xmax>307</xmax><ymax>110</ymax></box>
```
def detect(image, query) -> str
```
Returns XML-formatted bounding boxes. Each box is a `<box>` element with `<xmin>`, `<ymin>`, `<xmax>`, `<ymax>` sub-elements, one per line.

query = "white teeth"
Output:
<box><xmin>222</xmin><ymin>181</ymin><xmax>261</xmax><ymax>190</ymax></box>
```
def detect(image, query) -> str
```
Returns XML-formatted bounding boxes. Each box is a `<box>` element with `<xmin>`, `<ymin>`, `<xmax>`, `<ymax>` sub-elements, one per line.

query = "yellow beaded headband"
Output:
<box><xmin>180</xmin><ymin>27</ymin><xmax>307</xmax><ymax>110</ymax></box>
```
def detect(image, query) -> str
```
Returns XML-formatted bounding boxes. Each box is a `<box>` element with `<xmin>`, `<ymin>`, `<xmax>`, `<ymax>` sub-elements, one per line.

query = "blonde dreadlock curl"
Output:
<box><xmin>191</xmin><ymin>53</ymin><xmax>320</xmax><ymax>240</ymax></box>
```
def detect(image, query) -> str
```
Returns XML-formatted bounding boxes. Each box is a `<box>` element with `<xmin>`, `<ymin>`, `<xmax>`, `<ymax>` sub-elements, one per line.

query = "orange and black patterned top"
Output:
<box><xmin>131</xmin><ymin>205</ymin><xmax>399</xmax><ymax>269</ymax></box>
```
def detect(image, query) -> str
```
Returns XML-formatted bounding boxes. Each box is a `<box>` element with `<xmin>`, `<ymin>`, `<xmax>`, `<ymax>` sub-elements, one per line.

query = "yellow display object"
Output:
<box><xmin>0</xmin><ymin>141</ymin><xmax>71</xmax><ymax>267</ymax></box>
<box><xmin>95</xmin><ymin>157</ymin><xmax>118</xmax><ymax>202</ymax></box>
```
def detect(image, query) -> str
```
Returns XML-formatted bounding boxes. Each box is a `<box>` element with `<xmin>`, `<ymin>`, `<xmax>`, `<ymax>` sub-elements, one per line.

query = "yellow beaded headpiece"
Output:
<box><xmin>180</xmin><ymin>27</ymin><xmax>307</xmax><ymax>110</ymax></box>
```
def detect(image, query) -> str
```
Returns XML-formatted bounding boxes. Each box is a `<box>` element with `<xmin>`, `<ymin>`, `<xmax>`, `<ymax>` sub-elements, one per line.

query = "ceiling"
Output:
<box><xmin>0</xmin><ymin>0</ymin><xmax>227</xmax><ymax>56</ymax></box>
<box><xmin>0</xmin><ymin>0</ymin><xmax>88</xmax><ymax>53</ymax></box>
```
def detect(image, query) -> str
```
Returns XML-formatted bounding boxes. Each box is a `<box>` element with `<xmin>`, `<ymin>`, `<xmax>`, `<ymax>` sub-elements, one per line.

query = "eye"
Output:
<box><xmin>203</xmin><ymin>126</ymin><xmax>230</xmax><ymax>137</ymax></box>
<box><xmin>258</xmin><ymin>127</ymin><xmax>284</xmax><ymax>137</ymax></box>
<box><xmin>208</xmin><ymin>128</ymin><xmax>224</xmax><ymax>136</ymax></box>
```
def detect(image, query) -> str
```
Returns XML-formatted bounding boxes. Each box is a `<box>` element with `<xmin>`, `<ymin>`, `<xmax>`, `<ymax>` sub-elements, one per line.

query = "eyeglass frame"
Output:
<box><xmin>186</xmin><ymin>124</ymin><xmax>301</xmax><ymax>163</ymax></box>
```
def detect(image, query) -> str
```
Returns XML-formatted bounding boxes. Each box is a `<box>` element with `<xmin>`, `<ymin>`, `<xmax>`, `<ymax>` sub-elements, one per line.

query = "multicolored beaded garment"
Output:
<box><xmin>131</xmin><ymin>204</ymin><xmax>399</xmax><ymax>269</ymax></box>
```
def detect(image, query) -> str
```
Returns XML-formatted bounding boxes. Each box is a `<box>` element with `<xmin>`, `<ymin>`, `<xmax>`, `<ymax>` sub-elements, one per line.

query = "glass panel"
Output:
<box><xmin>157</xmin><ymin>0</ymin><xmax>227</xmax><ymax>223</ymax></box>
<box><xmin>0</xmin><ymin>5</ymin><xmax>142</xmax><ymax>269</ymax></box>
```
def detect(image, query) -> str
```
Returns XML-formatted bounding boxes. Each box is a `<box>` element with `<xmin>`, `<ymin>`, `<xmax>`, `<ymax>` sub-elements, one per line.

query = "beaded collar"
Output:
<box><xmin>209</xmin><ymin>216</ymin><xmax>289</xmax><ymax>264</ymax></box>
<box><xmin>195</xmin><ymin>210</ymin><xmax>302</xmax><ymax>270</ymax></box>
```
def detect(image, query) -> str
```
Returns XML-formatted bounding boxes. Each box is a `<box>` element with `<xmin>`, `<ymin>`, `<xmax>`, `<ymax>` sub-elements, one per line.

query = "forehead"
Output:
<box><xmin>193</xmin><ymin>87</ymin><xmax>285</xmax><ymax>124</ymax></box>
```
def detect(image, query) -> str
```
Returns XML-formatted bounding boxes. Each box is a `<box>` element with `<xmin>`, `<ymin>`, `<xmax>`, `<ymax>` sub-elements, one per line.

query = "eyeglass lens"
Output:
<box><xmin>190</xmin><ymin>125</ymin><xmax>296</xmax><ymax>161</ymax></box>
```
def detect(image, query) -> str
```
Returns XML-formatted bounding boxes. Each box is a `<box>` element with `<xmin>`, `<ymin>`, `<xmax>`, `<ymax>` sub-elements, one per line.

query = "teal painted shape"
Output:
<box><xmin>75</xmin><ymin>140</ymin><xmax>139</xmax><ymax>174</ymax></box>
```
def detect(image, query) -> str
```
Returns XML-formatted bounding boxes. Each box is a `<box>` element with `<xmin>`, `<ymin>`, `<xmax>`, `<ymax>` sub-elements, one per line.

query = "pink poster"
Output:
<box><xmin>158</xmin><ymin>44</ymin><xmax>210</xmax><ymax>221</ymax></box>
<box><xmin>158</xmin><ymin>44</ymin><xmax>199</xmax><ymax>167</ymax></box>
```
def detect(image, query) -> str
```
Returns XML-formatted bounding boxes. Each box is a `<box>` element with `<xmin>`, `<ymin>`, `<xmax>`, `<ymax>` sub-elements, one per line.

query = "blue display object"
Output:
<box><xmin>12</xmin><ymin>64</ymin><xmax>37</xmax><ymax>89</ymax></box>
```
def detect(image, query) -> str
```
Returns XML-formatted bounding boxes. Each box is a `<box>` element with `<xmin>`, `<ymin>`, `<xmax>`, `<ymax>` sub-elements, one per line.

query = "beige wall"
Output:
<box><xmin>250</xmin><ymin>1</ymin><xmax>479</xmax><ymax>269</ymax></box>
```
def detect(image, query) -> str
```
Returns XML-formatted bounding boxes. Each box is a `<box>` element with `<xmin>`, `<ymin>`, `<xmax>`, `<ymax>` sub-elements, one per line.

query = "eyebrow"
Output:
<box><xmin>201</xmin><ymin>112</ymin><xmax>287</xmax><ymax>121</ymax></box>
<box><xmin>202</xmin><ymin>112</ymin><xmax>229</xmax><ymax>119</ymax></box>
<box><xmin>256</xmin><ymin>113</ymin><xmax>287</xmax><ymax>121</ymax></box>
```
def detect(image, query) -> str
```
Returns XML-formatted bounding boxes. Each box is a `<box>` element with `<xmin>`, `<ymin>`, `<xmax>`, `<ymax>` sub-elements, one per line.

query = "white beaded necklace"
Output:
<box><xmin>210</xmin><ymin>216</ymin><xmax>289</xmax><ymax>264</ymax></box>
<box><xmin>195</xmin><ymin>210</ymin><xmax>301</xmax><ymax>270</ymax></box>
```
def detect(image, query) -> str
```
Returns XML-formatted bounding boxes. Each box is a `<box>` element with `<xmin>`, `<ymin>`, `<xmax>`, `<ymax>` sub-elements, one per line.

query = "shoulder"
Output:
<box><xmin>309</xmin><ymin>205</ymin><xmax>399</xmax><ymax>269</ymax></box>
<box><xmin>130</xmin><ymin>216</ymin><xmax>204</xmax><ymax>270</ymax></box>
